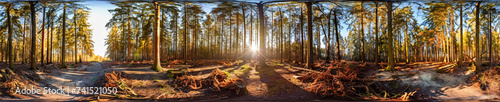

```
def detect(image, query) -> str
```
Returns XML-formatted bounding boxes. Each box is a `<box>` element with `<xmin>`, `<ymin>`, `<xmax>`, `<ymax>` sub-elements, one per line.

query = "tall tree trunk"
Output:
<box><xmin>152</xmin><ymin>2</ymin><xmax>162</xmax><ymax>71</ymax></box>
<box><xmin>23</xmin><ymin>16</ymin><xmax>26</xmax><ymax>64</ymax></box>
<box><xmin>450</xmin><ymin>9</ymin><xmax>456</xmax><ymax>63</ymax></box>
<box><xmin>194</xmin><ymin>17</ymin><xmax>198</xmax><ymax>61</ymax></box>
<box><xmin>236</xmin><ymin>11</ymin><xmax>240</xmax><ymax>60</ymax></box>
<box><xmin>306</xmin><ymin>2</ymin><xmax>313</xmax><ymax>69</ymax></box>
<box><xmin>50</xmin><ymin>13</ymin><xmax>54</xmax><ymax>63</ymax></box>
<box><xmin>229</xmin><ymin>14</ymin><xmax>232</xmax><ymax>59</ymax></box>
<box><xmin>334</xmin><ymin>10</ymin><xmax>341</xmax><ymax>61</ymax></box>
<box><xmin>30</xmin><ymin>2</ymin><xmax>37</xmax><ymax>70</ymax></box>
<box><xmin>360</xmin><ymin>2</ymin><xmax>365</xmax><ymax>63</ymax></box>
<box><xmin>74</xmin><ymin>11</ymin><xmax>78</xmax><ymax>64</ymax></box>
<box><xmin>300</xmin><ymin>6</ymin><xmax>304</xmax><ymax>63</ymax></box>
<box><xmin>258</xmin><ymin>3</ymin><xmax>266</xmax><ymax>67</ymax></box>
<box><xmin>386</xmin><ymin>2</ymin><xmax>394</xmax><ymax>70</ymax></box>
<box><xmin>184</xmin><ymin>3</ymin><xmax>188</xmax><ymax>63</ymax></box>
<box><xmin>6</xmin><ymin>3</ymin><xmax>13</xmax><ymax>68</ymax></box>
<box><xmin>316</xmin><ymin>24</ymin><xmax>320</xmax><ymax>60</ymax></box>
<box><xmin>41</xmin><ymin>4</ymin><xmax>45</xmax><ymax>65</ymax></box>
<box><xmin>325</xmin><ymin>10</ymin><xmax>331</xmax><ymax>62</ymax></box>
<box><xmin>288</xmin><ymin>17</ymin><xmax>292</xmax><ymax>62</ymax></box>
<box><xmin>459</xmin><ymin>3</ymin><xmax>463</xmax><ymax>65</ymax></box>
<box><xmin>242</xmin><ymin>6</ymin><xmax>246</xmax><ymax>61</ymax></box>
<box><xmin>62</xmin><ymin>4</ymin><xmax>67</xmax><ymax>68</ymax></box>
<box><xmin>375</xmin><ymin>2</ymin><xmax>379</xmax><ymax>64</ymax></box>
<box><xmin>221</xmin><ymin>17</ymin><xmax>224</xmax><ymax>59</ymax></box>
<box><xmin>174</xmin><ymin>15</ymin><xmax>178</xmax><ymax>60</ymax></box>
<box><xmin>475</xmin><ymin>2</ymin><xmax>481</xmax><ymax>72</ymax></box>
<box><xmin>405</xmin><ymin>20</ymin><xmax>408</xmax><ymax>63</ymax></box>
<box><xmin>280</xmin><ymin>8</ymin><xmax>283</xmax><ymax>62</ymax></box>
<box><xmin>489</xmin><ymin>9</ymin><xmax>492</xmax><ymax>66</ymax></box>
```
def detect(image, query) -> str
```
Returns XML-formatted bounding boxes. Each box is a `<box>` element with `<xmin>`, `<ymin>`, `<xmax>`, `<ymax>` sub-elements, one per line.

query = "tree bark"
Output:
<box><xmin>30</xmin><ymin>2</ymin><xmax>37</xmax><ymax>70</ymax></box>
<box><xmin>152</xmin><ymin>2</ymin><xmax>162</xmax><ymax>71</ymax></box>
<box><xmin>74</xmin><ymin>10</ymin><xmax>78</xmax><ymax>64</ymax></box>
<box><xmin>325</xmin><ymin>9</ymin><xmax>331</xmax><ymax>62</ymax></box>
<box><xmin>62</xmin><ymin>4</ymin><xmax>67</xmax><ymax>68</ymax></box>
<box><xmin>306</xmin><ymin>2</ymin><xmax>313</xmax><ymax>69</ymax></box>
<box><xmin>375</xmin><ymin>2</ymin><xmax>379</xmax><ymax>64</ymax></box>
<box><xmin>41</xmin><ymin>4</ymin><xmax>45</xmax><ymax>65</ymax></box>
<box><xmin>242</xmin><ymin>5</ymin><xmax>246</xmax><ymax>61</ymax></box>
<box><xmin>237</xmin><ymin>10</ymin><xmax>240</xmax><ymax>60</ymax></box>
<box><xmin>386</xmin><ymin>2</ymin><xmax>394</xmax><ymax>71</ymax></box>
<box><xmin>258</xmin><ymin>2</ymin><xmax>266</xmax><ymax>67</ymax></box>
<box><xmin>459</xmin><ymin>3</ymin><xmax>463</xmax><ymax>65</ymax></box>
<box><xmin>489</xmin><ymin>8</ymin><xmax>492</xmax><ymax>66</ymax></box>
<box><xmin>360</xmin><ymin>2</ymin><xmax>365</xmax><ymax>63</ymax></box>
<box><xmin>475</xmin><ymin>2</ymin><xmax>481</xmax><ymax>72</ymax></box>
<box><xmin>300</xmin><ymin>6</ymin><xmax>304</xmax><ymax>63</ymax></box>
<box><xmin>184</xmin><ymin>2</ymin><xmax>188</xmax><ymax>63</ymax></box>
<box><xmin>6</xmin><ymin>3</ymin><xmax>13</xmax><ymax>68</ymax></box>
<box><xmin>334</xmin><ymin>10</ymin><xmax>341</xmax><ymax>61</ymax></box>
<box><xmin>50</xmin><ymin>12</ymin><xmax>54</xmax><ymax>63</ymax></box>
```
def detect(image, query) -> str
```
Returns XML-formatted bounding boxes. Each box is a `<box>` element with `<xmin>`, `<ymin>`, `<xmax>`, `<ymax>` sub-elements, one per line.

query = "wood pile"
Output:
<box><xmin>173</xmin><ymin>68</ymin><xmax>245</xmax><ymax>94</ymax></box>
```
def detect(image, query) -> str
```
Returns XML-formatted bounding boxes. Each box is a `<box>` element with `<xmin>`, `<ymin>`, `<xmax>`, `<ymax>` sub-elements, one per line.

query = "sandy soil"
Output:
<box><xmin>1</xmin><ymin>62</ymin><xmax>111</xmax><ymax>101</ymax></box>
<box><xmin>377</xmin><ymin>62</ymin><xmax>500</xmax><ymax>100</ymax></box>
<box><xmin>2</xmin><ymin>61</ymin><xmax>499</xmax><ymax>101</ymax></box>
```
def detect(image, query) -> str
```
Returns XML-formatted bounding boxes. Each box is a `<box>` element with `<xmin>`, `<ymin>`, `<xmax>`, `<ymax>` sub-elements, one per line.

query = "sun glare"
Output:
<box><xmin>250</xmin><ymin>45</ymin><xmax>259</xmax><ymax>52</ymax></box>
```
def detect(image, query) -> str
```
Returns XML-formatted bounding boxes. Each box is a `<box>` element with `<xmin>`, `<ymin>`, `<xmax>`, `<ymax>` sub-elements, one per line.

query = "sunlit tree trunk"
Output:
<box><xmin>386</xmin><ymin>1</ymin><xmax>394</xmax><ymax>70</ymax></box>
<box><xmin>152</xmin><ymin>2</ymin><xmax>162</xmax><ymax>71</ymax></box>
<box><xmin>41</xmin><ymin>4</ymin><xmax>46</xmax><ymax>65</ymax></box>
<box><xmin>184</xmin><ymin>2</ymin><xmax>188</xmax><ymax>64</ymax></box>
<box><xmin>74</xmin><ymin>10</ymin><xmax>78</xmax><ymax>64</ymax></box>
<box><xmin>459</xmin><ymin>3</ymin><xmax>463</xmax><ymax>65</ymax></box>
<box><xmin>405</xmin><ymin>20</ymin><xmax>408</xmax><ymax>63</ymax></box>
<box><xmin>50</xmin><ymin>13</ymin><xmax>54</xmax><ymax>63</ymax></box>
<box><xmin>62</xmin><ymin>3</ymin><xmax>67</xmax><ymax>68</ymax></box>
<box><xmin>450</xmin><ymin>8</ymin><xmax>456</xmax><ymax>63</ymax></box>
<box><xmin>23</xmin><ymin>16</ymin><xmax>27</xmax><ymax>64</ymax></box>
<box><xmin>288</xmin><ymin>16</ymin><xmax>291</xmax><ymax>62</ymax></box>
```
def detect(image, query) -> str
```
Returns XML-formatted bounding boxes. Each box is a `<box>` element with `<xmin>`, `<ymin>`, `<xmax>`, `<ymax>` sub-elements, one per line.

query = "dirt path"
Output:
<box><xmin>376</xmin><ymin>62</ymin><xmax>500</xmax><ymax>100</ymax></box>
<box><xmin>2</xmin><ymin>62</ymin><xmax>112</xmax><ymax>101</ymax></box>
<box><xmin>226</xmin><ymin>61</ymin><xmax>315</xmax><ymax>101</ymax></box>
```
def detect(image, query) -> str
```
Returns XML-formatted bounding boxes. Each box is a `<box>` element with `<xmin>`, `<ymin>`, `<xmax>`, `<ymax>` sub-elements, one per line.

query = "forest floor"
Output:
<box><xmin>1</xmin><ymin>60</ymin><xmax>500</xmax><ymax>101</ymax></box>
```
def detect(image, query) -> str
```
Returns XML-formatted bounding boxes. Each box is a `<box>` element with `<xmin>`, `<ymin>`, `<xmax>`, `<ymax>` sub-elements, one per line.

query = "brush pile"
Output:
<box><xmin>0</xmin><ymin>68</ymin><xmax>35</xmax><ymax>97</ymax></box>
<box><xmin>303</xmin><ymin>62</ymin><xmax>419</xmax><ymax>100</ymax></box>
<box><xmin>103</xmin><ymin>71</ymin><xmax>137</xmax><ymax>96</ymax></box>
<box><xmin>173</xmin><ymin>68</ymin><xmax>245</xmax><ymax>94</ymax></box>
<box><xmin>305</xmin><ymin>68</ymin><xmax>345</xmax><ymax>97</ymax></box>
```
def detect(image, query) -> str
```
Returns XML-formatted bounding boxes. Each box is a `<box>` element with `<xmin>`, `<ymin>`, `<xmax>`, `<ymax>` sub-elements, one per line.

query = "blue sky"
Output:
<box><xmin>81</xmin><ymin>1</ymin><xmax>116</xmax><ymax>57</ymax></box>
<box><xmin>82</xmin><ymin>1</ymin><xmax>425</xmax><ymax>57</ymax></box>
